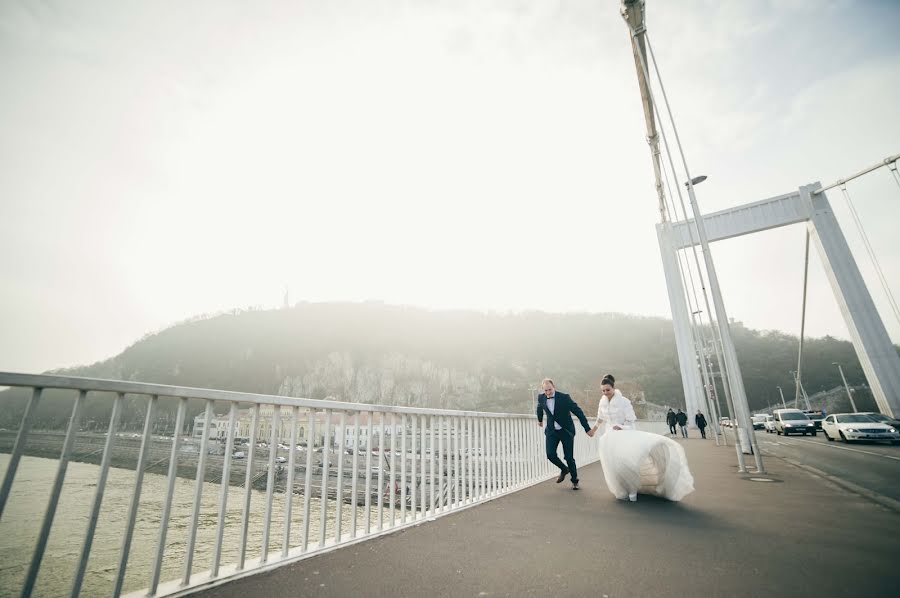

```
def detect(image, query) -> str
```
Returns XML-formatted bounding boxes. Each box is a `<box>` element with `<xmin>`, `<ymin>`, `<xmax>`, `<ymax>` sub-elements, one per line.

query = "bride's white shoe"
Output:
<box><xmin>628</xmin><ymin>493</ymin><xmax>638</xmax><ymax>502</ymax></box>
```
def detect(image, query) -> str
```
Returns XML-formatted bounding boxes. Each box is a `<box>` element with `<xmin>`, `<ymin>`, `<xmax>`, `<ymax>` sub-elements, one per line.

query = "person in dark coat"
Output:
<box><xmin>536</xmin><ymin>378</ymin><xmax>592</xmax><ymax>490</ymax></box>
<box><xmin>676</xmin><ymin>409</ymin><xmax>689</xmax><ymax>438</ymax></box>
<box><xmin>695</xmin><ymin>410</ymin><xmax>708</xmax><ymax>439</ymax></box>
<box><xmin>666</xmin><ymin>408</ymin><xmax>677</xmax><ymax>436</ymax></box>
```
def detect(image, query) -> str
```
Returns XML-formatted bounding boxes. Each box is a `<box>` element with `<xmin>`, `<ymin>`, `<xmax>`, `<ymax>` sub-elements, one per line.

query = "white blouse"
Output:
<box><xmin>595</xmin><ymin>389</ymin><xmax>637</xmax><ymax>431</ymax></box>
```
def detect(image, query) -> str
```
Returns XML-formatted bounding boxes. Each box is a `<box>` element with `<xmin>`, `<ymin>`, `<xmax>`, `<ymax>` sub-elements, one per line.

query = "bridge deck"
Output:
<box><xmin>196</xmin><ymin>438</ymin><xmax>897</xmax><ymax>598</ymax></box>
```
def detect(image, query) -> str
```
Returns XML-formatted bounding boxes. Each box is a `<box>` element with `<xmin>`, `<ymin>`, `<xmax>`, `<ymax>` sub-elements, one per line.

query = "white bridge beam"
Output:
<box><xmin>660</xmin><ymin>183</ymin><xmax>900</xmax><ymax>418</ymax></box>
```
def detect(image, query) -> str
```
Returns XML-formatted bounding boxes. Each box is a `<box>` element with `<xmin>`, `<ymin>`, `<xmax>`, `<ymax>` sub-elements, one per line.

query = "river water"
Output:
<box><xmin>0</xmin><ymin>454</ymin><xmax>373</xmax><ymax>597</ymax></box>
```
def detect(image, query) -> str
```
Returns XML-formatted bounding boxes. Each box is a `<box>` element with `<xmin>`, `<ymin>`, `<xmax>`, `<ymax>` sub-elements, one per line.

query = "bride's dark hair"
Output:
<box><xmin>601</xmin><ymin>374</ymin><xmax>615</xmax><ymax>387</ymax></box>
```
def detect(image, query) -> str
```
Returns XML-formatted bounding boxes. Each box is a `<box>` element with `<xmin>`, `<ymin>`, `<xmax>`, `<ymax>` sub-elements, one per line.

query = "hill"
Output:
<box><xmin>0</xmin><ymin>302</ymin><xmax>885</xmax><ymax>430</ymax></box>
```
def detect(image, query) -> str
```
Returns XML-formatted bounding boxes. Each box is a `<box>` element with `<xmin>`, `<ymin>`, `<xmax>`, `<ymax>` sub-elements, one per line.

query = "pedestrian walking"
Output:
<box><xmin>695</xmin><ymin>410</ymin><xmax>708</xmax><ymax>439</ymax></box>
<box><xmin>666</xmin><ymin>408</ymin><xmax>677</xmax><ymax>436</ymax></box>
<box><xmin>676</xmin><ymin>409</ymin><xmax>689</xmax><ymax>438</ymax></box>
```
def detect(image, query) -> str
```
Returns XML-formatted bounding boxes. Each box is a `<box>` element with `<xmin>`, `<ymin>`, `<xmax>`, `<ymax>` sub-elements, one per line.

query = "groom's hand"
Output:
<box><xmin>586</xmin><ymin>429</ymin><xmax>595</xmax><ymax>438</ymax></box>
<box><xmin>613</xmin><ymin>425</ymin><xmax>623</xmax><ymax>431</ymax></box>
<box><xmin>537</xmin><ymin>421</ymin><xmax>543</xmax><ymax>428</ymax></box>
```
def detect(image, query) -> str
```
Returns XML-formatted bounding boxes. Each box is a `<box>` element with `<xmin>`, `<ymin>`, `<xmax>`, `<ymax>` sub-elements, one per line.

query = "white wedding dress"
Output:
<box><xmin>596</xmin><ymin>390</ymin><xmax>694</xmax><ymax>502</ymax></box>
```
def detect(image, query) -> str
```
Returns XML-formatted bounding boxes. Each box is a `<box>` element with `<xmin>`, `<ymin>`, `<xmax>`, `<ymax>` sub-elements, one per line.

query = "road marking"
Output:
<box><xmin>776</xmin><ymin>436</ymin><xmax>900</xmax><ymax>461</ymax></box>
<box><xmin>775</xmin><ymin>456</ymin><xmax>900</xmax><ymax>513</ymax></box>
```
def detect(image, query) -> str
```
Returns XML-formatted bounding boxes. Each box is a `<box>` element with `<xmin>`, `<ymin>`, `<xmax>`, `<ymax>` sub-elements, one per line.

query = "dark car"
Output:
<box><xmin>803</xmin><ymin>410</ymin><xmax>825</xmax><ymax>430</ymax></box>
<box><xmin>859</xmin><ymin>412</ymin><xmax>900</xmax><ymax>429</ymax></box>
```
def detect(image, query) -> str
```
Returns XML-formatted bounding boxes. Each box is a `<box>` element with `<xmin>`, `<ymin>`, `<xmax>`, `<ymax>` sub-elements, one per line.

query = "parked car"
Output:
<box><xmin>751</xmin><ymin>415</ymin><xmax>768</xmax><ymax>430</ymax></box>
<box><xmin>773</xmin><ymin>408</ymin><xmax>817</xmax><ymax>436</ymax></box>
<box><xmin>858</xmin><ymin>412</ymin><xmax>900</xmax><ymax>429</ymax></box>
<box><xmin>275</xmin><ymin>456</ymin><xmax>287</xmax><ymax>463</ymax></box>
<box><xmin>822</xmin><ymin>414</ymin><xmax>900</xmax><ymax>443</ymax></box>
<box><xmin>232</xmin><ymin>451</ymin><xmax>246</xmax><ymax>459</ymax></box>
<box><xmin>764</xmin><ymin>415</ymin><xmax>776</xmax><ymax>433</ymax></box>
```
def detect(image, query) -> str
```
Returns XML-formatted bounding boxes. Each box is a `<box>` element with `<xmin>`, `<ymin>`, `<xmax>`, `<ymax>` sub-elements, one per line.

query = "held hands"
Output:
<box><xmin>537</xmin><ymin>421</ymin><xmax>544</xmax><ymax>428</ymax></box>
<box><xmin>613</xmin><ymin>425</ymin><xmax>623</xmax><ymax>431</ymax></box>
<box><xmin>587</xmin><ymin>426</ymin><xmax>597</xmax><ymax>438</ymax></box>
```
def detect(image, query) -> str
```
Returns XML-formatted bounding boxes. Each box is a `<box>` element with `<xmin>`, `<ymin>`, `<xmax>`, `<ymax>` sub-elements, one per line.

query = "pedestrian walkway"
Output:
<box><xmin>196</xmin><ymin>438</ymin><xmax>897</xmax><ymax>598</ymax></box>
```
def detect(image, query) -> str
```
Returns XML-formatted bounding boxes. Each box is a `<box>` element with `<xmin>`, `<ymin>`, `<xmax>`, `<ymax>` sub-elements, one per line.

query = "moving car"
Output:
<box><xmin>803</xmin><ymin>410</ymin><xmax>825</xmax><ymax>430</ymax></box>
<box><xmin>751</xmin><ymin>414</ymin><xmax>768</xmax><ymax>430</ymax></box>
<box><xmin>858</xmin><ymin>412</ymin><xmax>900</xmax><ymax>429</ymax></box>
<box><xmin>763</xmin><ymin>415</ymin><xmax>776</xmax><ymax>433</ymax></box>
<box><xmin>773</xmin><ymin>408</ymin><xmax>817</xmax><ymax>436</ymax></box>
<box><xmin>822</xmin><ymin>414</ymin><xmax>900</xmax><ymax>443</ymax></box>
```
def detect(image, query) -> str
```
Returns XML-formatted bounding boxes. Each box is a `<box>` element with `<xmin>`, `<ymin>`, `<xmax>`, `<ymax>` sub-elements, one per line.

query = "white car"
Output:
<box><xmin>275</xmin><ymin>456</ymin><xmax>287</xmax><ymax>463</ymax></box>
<box><xmin>232</xmin><ymin>451</ymin><xmax>246</xmax><ymax>459</ymax></box>
<box><xmin>763</xmin><ymin>415</ymin><xmax>776</xmax><ymax>433</ymax></box>
<box><xmin>773</xmin><ymin>408</ymin><xmax>816</xmax><ymax>436</ymax></box>
<box><xmin>751</xmin><ymin>415</ymin><xmax>768</xmax><ymax>430</ymax></box>
<box><xmin>821</xmin><ymin>413</ymin><xmax>900</xmax><ymax>443</ymax></box>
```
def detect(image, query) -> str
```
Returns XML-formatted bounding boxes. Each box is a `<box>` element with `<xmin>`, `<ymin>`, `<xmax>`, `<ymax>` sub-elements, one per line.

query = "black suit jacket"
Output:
<box><xmin>536</xmin><ymin>392</ymin><xmax>591</xmax><ymax>437</ymax></box>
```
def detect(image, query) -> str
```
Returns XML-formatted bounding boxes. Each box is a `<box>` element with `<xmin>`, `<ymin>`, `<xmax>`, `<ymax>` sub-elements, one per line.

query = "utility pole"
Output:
<box><xmin>777</xmin><ymin>386</ymin><xmax>787</xmax><ymax>409</ymax></box>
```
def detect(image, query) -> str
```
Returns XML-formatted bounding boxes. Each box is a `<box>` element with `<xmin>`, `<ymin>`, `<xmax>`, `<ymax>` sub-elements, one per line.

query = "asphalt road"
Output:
<box><xmin>755</xmin><ymin>428</ymin><xmax>900</xmax><ymax>502</ymax></box>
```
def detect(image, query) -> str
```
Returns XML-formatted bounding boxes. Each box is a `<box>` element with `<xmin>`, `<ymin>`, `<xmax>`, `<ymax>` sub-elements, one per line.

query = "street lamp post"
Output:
<box><xmin>777</xmin><ymin>386</ymin><xmax>787</xmax><ymax>409</ymax></box>
<box><xmin>833</xmin><ymin>362</ymin><xmax>858</xmax><ymax>412</ymax></box>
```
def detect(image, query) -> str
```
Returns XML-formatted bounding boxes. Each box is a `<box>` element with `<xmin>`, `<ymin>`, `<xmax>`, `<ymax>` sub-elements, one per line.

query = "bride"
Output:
<box><xmin>588</xmin><ymin>374</ymin><xmax>694</xmax><ymax>503</ymax></box>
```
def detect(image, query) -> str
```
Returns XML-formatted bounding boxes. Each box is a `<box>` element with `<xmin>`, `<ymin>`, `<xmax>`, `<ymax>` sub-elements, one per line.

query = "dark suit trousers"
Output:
<box><xmin>545</xmin><ymin>428</ymin><xmax>578</xmax><ymax>482</ymax></box>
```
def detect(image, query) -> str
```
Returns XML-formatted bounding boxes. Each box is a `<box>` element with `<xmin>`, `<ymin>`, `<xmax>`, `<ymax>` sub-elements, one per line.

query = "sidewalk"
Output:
<box><xmin>197</xmin><ymin>437</ymin><xmax>898</xmax><ymax>598</ymax></box>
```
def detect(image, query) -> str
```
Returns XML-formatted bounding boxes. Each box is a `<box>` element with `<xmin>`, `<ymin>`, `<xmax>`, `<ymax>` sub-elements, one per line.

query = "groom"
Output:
<box><xmin>536</xmin><ymin>378</ymin><xmax>592</xmax><ymax>490</ymax></box>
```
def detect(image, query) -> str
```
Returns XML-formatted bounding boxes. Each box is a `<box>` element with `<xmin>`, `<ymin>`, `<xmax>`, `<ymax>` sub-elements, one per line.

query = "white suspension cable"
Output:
<box><xmin>642</xmin><ymin>30</ymin><xmax>764</xmax><ymax>470</ymax></box>
<box><xmin>624</xmin><ymin>19</ymin><xmax>735</xmax><ymax>447</ymax></box>
<box><xmin>814</xmin><ymin>152</ymin><xmax>900</xmax><ymax>195</ymax></box>
<box><xmin>840</xmin><ymin>183</ymin><xmax>900</xmax><ymax>327</ymax></box>
<box><xmin>642</xmin><ymin>37</ymin><xmax>737</xmax><ymax>427</ymax></box>
<box><xmin>795</xmin><ymin>231</ymin><xmax>811</xmax><ymax>409</ymax></box>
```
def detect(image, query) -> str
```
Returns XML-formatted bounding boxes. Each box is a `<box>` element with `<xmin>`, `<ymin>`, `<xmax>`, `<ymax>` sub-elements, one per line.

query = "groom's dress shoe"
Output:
<box><xmin>572</xmin><ymin>480</ymin><xmax>579</xmax><ymax>490</ymax></box>
<box><xmin>556</xmin><ymin>469</ymin><xmax>569</xmax><ymax>483</ymax></box>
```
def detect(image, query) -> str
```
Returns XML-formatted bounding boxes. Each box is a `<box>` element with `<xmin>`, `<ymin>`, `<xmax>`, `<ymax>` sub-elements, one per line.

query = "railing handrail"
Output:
<box><xmin>0</xmin><ymin>372</ymin><xmax>534</xmax><ymax>419</ymax></box>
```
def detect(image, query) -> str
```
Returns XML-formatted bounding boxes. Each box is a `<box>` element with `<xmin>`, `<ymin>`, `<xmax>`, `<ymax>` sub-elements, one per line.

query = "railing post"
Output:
<box><xmin>400</xmin><ymin>414</ymin><xmax>407</xmax><ymax>524</ymax></box>
<box><xmin>319</xmin><ymin>409</ymin><xmax>332</xmax><ymax>548</ymax></box>
<box><xmin>149</xmin><ymin>397</ymin><xmax>186</xmax><ymax>595</ymax></box>
<box><xmin>214</xmin><ymin>402</ymin><xmax>239</xmax><ymax>574</ymax></box>
<box><xmin>282</xmin><ymin>405</ymin><xmax>299</xmax><ymax>557</ymax></box>
<box><xmin>335</xmin><ymin>411</ymin><xmax>346</xmax><ymax>543</ymax></box>
<box><xmin>23</xmin><ymin>390</ymin><xmax>83</xmax><ymax>597</ymax></box>
<box><xmin>183</xmin><ymin>399</ymin><xmax>214</xmax><ymax>585</ymax></box>
<box><xmin>377</xmin><ymin>412</ymin><xmax>385</xmax><ymax>530</ymax></box>
<box><xmin>389</xmin><ymin>413</ymin><xmax>396</xmax><ymax>526</ymax></box>
<box><xmin>0</xmin><ymin>387</ymin><xmax>42</xmax><ymax>520</ymax></box>
<box><xmin>364</xmin><ymin>412</ymin><xmax>373</xmax><ymax>535</ymax></box>
<box><xmin>113</xmin><ymin>394</ymin><xmax>157</xmax><ymax>597</ymax></box>
<box><xmin>300</xmin><ymin>409</ymin><xmax>316</xmax><ymax>553</ymax></box>
<box><xmin>261</xmin><ymin>405</ymin><xmax>281</xmax><ymax>563</ymax></box>
<box><xmin>73</xmin><ymin>392</ymin><xmax>123</xmax><ymax>597</ymax></box>
<box><xmin>350</xmin><ymin>411</ymin><xmax>360</xmax><ymax>539</ymax></box>
<box><xmin>409</xmin><ymin>414</ymin><xmax>417</xmax><ymax>520</ymax></box>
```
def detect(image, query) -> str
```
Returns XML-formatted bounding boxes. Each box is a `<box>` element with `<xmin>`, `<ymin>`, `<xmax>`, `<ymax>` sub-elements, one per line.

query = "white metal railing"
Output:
<box><xmin>0</xmin><ymin>372</ymin><xmax>618</xmax><ymax>597</ymax></box>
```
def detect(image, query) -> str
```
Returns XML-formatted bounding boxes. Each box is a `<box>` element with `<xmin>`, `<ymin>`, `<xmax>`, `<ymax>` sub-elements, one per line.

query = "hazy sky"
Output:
<box><xmin>2</xmin><ymin>0</ymin><xmax>899</xmax><ymax>374</ymax></box>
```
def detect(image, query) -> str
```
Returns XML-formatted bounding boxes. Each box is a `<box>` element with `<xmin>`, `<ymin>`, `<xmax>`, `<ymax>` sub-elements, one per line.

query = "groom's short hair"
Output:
<box><xmin>541</xmin><ymin>378</ymin><xmax>555</xmax><ymax>387</ymax></box>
